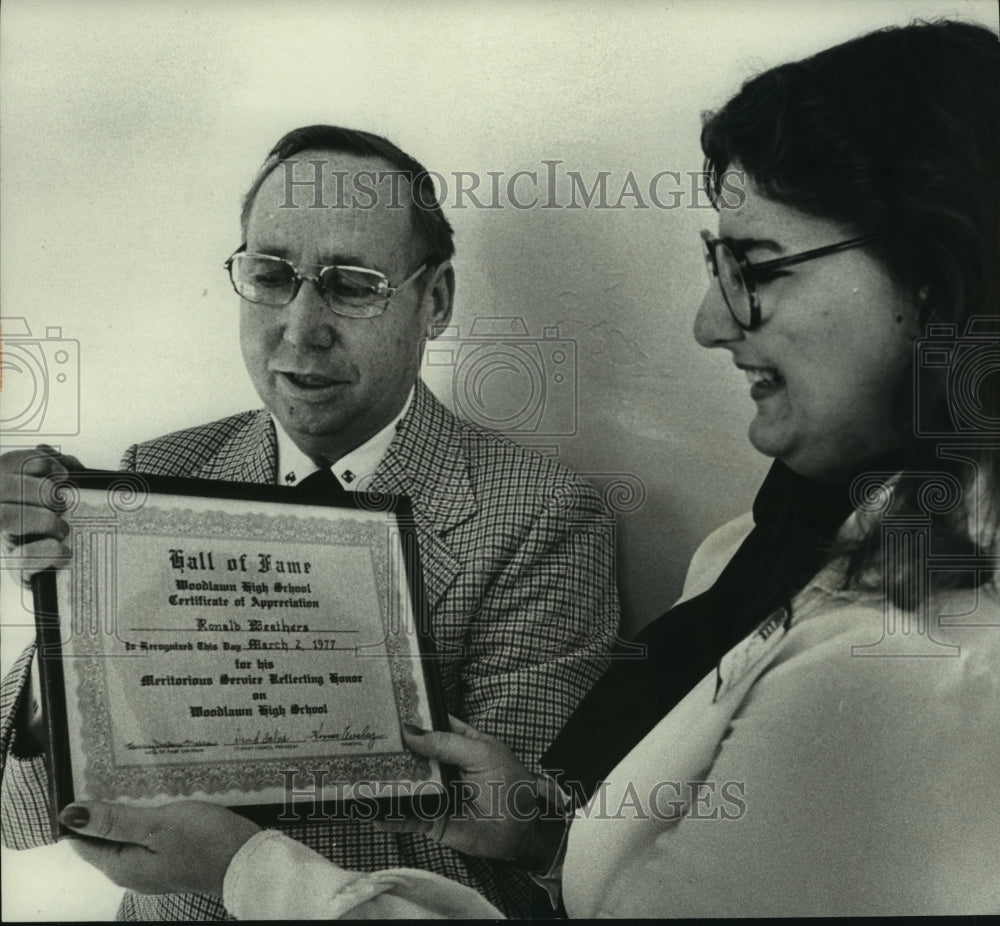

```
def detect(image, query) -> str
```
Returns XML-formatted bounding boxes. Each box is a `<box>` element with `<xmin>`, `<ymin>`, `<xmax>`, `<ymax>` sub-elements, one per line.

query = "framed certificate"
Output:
<box><xmin>31</xmin><ymin>471</ymin><xmax>452</xmax><ymax>837</ymax></box>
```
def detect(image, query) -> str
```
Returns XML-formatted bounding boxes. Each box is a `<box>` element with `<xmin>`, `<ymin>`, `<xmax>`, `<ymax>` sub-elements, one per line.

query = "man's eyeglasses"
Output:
<box><xmin>225</xmin><ymin>247</ymin><xmax>427</xmax><ymax>318</ymax></box>
<box><xmin>700</xmin><ymin>230</ymin><xmax>879</xmax><ymax>330</ymax></box>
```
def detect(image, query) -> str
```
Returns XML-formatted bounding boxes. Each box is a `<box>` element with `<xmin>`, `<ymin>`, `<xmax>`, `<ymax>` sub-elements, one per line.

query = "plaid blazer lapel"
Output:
<box><xmin>369</xmin><ymin>381</ymin><xmax>475</xmax><ymax>606</ymax></box>
<box><xmin>190</xmin><ymin>410</ymin><xmax>278</xmax><ymax>484</ymax></box>
<box><xmin>370</xmin><ymin>381</ymin><xmax>476</xmax><ymax>529</ymax></box>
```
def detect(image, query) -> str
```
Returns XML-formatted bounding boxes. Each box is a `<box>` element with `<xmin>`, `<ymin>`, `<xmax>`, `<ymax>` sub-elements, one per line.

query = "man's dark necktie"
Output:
<box><xmin>542</xmin><ymin>460</ymin><xmax>856</xmax><ymax>804</ymax></box>
<box><xmin>293</xmin><ymin>466</ymin><xmax>352</xmax><ymax>501</ymax></box>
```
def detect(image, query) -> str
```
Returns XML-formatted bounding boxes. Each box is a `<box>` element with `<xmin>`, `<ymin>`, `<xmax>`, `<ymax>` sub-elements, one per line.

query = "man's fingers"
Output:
<box><xmin>0</xmin><ymin>448</ymin><xmax>81</xmax><ymax>562</ymax></box>
<box><xmin>2</xmin><ymin>451</ymin><xmax>73</xmax><ymax>492</ymax></box>
<box><xmin>1</xmin><ymin>538</ymin><xmax>71</xmax><ymax>584</ymax></box>
<box><xmin>0</xmin><ymin>447</ymin><xmax>83</xmax><ymax>510</ymax></box>
<box><xmin>0</xmin><ymin>461</ymin><xmax>74</xmax><ymax>580</ymax></box>
<box><xmin>0</xmin><ymin>503</ymin><xmax>72</xmax><ymax>541</ymax></box>
<box><xmin>52</xmin><ymin>452</ymin><xmax>84</xmax><ymax>472</ymax></box>
<box><xmin>19</xmin><ymin>446</ymin><xmax>83</xmax><ymax>476</ymax></box>
<box><xmin>59</xmin><ymin>801</ymin><xmax>157</xmax><ymax>847</ymax></box>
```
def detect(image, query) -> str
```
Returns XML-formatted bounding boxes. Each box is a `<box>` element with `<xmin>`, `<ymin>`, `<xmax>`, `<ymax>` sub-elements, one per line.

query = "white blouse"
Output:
<box><xmin>223</xmin><ymin>513</ymin><xmax>1000</xmax><ymax>918</ymax></box>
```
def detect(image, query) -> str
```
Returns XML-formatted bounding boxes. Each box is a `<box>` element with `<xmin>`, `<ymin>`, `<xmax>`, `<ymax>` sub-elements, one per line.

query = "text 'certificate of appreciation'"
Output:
<box><xmin>33</xmin><ymin>472</ymin><xmax>448</xmax><ymax>830</ymax></box>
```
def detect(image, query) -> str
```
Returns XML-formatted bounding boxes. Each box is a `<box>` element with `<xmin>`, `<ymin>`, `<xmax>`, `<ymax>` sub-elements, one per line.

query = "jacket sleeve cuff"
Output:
<box><xmin>1</xmin><ymin>751</ymin><xmax>54</xmax><ymax>849</ymax></box>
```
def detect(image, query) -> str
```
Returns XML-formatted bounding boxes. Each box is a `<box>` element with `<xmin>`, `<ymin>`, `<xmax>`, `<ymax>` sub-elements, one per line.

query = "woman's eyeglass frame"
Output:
<box><xmin>700</xmin><ymin>230</ymin><xmax>880</xmax><ymax>330</ymax></box>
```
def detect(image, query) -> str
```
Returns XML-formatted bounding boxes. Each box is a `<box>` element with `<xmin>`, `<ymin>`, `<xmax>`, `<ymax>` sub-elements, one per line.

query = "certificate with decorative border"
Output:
<box><xmin>32</xmin><ymin>470</ymin><xmax>451</xmax><ymax>836</ymax></box>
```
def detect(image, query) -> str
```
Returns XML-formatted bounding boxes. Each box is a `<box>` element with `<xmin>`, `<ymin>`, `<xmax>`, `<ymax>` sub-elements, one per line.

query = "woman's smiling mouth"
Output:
<box><xmin>738</xmin><ymin>364</ymin><xmax>785</xmax><ymax>399</ymax></box>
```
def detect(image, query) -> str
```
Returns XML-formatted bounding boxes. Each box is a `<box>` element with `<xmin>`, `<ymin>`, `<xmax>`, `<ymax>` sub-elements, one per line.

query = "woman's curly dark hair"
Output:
<box><xmin>701</xmin><ymin>20</ymin><xmax>1000</xmax><ymax>606</ymax></box>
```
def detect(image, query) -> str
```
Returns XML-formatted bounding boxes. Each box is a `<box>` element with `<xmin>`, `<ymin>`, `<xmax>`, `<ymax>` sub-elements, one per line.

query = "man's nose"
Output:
<box><xmin>693</xmin><ymin>283</ymin><xmax>744</xmax><ymax>349</ymax></box>
<box><xmin>282</xmin><ymin>278</ymin><xmax>336</xmax><ymax>350</ymax></box>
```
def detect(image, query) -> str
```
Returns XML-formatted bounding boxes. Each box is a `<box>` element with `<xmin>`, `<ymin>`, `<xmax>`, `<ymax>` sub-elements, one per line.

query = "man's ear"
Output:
<box><xmin>422</xmin><ymin>260</ymin><xmax>455</xmax><ymax>338</ymax></box>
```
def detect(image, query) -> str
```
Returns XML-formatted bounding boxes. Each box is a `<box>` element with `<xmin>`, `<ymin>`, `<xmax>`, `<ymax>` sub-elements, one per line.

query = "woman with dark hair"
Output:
<box><xmin>57</xmin><ymin>19</ymin><xmax>999</xmax><ymax>918</ymax></box>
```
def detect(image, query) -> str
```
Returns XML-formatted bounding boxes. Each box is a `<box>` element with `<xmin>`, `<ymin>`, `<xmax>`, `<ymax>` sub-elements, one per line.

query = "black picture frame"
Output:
<box><xmin>31</xmin><ymin>469</ymin><xmax>454</xmax><ymax>837</ymax></box>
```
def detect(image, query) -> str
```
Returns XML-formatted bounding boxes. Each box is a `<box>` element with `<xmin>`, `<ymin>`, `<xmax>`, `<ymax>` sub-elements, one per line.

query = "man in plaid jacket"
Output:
<box><xmin>0</xmin><ymin>126</ymin><xmax>619</xmax><ymax>919</ymax></box>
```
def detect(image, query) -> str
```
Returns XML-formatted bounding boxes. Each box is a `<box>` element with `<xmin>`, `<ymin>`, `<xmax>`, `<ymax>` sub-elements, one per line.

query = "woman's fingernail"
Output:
<box><xmin>59</xmin><ymin>805</ymin><xmax>89</xmax><ymax>828</ymax></box>
<box><xmin>402</xmin><ymin>722</ymin><xmax>427</xmax><ymax>736</ymax></box>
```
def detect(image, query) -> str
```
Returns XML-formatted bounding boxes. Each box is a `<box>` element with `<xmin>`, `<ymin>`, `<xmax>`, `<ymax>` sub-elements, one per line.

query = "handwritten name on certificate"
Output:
<box><xmin>46</xmin><ymin>478</ymin><xmax>441</xmax><ymax>812</ymax></box>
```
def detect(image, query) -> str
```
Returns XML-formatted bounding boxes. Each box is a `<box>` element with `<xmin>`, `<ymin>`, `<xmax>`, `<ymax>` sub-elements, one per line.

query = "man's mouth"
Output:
<box><xmin>279</xmin><ymin>372</ymin><xmax>346</xmax><ymax>391</ymax></box>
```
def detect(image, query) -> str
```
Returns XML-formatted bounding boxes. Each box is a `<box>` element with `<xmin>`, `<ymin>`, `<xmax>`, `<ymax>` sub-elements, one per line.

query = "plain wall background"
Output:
<box><xmin>2</xmin><ymin>0</ymin><xmax>997</xmax><ymax>919</ymax></box>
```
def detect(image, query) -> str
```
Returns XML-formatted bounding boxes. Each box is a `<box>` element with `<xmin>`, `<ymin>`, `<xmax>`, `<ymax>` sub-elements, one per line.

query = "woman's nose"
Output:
<box><xmin>693</xmin><ymin>282</ymin><xmax>744</xmax><ymax>348</ymax></box>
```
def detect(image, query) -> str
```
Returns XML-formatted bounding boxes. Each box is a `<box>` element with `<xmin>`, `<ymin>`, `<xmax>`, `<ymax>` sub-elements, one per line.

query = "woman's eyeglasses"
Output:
<box><xmin>701</xmin><ymin>230</ymin><xmax>879</xmax><ymax>330</ymax></box>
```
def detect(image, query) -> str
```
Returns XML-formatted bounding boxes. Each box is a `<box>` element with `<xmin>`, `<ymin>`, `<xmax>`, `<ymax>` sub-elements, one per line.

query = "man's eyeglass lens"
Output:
<box><xmin>230</xmin><ymin>255</ymin><xmax>388</xmax><ymax>311</ymax></box>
